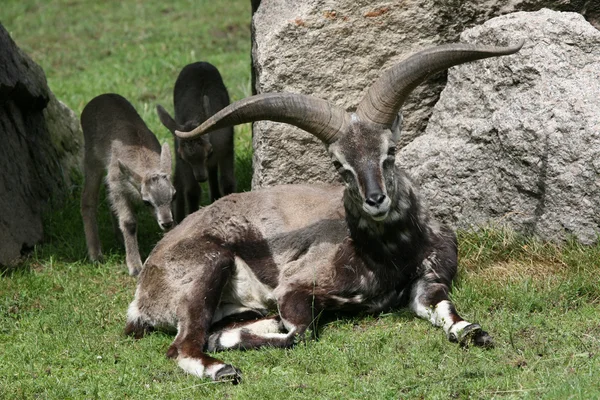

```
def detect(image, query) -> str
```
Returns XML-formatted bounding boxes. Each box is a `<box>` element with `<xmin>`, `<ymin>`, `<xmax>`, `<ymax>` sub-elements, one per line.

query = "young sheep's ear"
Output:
<box><xmin>160</xmin><ymin>142</ymin><xmax>173</xmax><ymax>175</ymax></box>
<box><xmin>156</xmin><ymin>104</ymin><xmax>179</xmax><ymax>134</ymax></box>
<box><xmin>390</xmin><ymin>113</ymin><xmax>403</xmax><ymax>142</ymax></box>
<box><xmin>118</xmin><ymin>160</ymin><xmax>142</xmax><ymax>189</ymax></box>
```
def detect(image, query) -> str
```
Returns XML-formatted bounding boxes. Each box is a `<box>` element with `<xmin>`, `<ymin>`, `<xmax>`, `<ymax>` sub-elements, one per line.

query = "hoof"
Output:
<box><xmin>89</xmin><ymin>254</ymin><xmax>104</xmax><ymax>264</ymax></box>
<box><xmin>472</xmin><ymin>329</ymin><xmax>494</xmax><ymax>348</ymax></box>
<box><xmin>215</xmin><ymin>364</ymin><xmax>242</xmax><ymax>384</ymax></box>
<box><xmin>449</xmin><ymin>323</ymin><xmax>494</xmax><ymax>348</ymax></box>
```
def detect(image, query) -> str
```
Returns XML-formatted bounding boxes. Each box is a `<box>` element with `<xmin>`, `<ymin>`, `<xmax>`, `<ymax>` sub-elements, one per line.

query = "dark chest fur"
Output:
<box><xmin>329</xmin><ymin>219</ymin><xmax>430</xmax><ymax>311</ymax></box>
<box><xmin>324</xmin><ymin>181</ymin><xmax>450</xmax><ymax>312</ymax></box>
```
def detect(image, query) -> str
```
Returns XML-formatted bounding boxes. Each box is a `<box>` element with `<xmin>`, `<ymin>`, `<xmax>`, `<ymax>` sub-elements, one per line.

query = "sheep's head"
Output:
<box><xmin>174</xmin><ymin>41</ymin><xmax>524</xmax><ymax>221</ymax></box>
<box><xmin>326</xmin><ymin>115</ymin><xmax>400</xmax><ymax>220</ymax></box>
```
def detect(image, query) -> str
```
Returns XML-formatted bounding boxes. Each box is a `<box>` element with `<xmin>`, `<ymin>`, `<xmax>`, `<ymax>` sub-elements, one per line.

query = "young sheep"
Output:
<box><xmin>81</xmin><ymin>93</ymin><xmax>176</xmax><ymax>276</ymax></box>
<box><xmin>126</xmin><ymin>41</ymin><xmax>523</xmax><ymax>382</ymax></box>
<box><xmin>156</xmin><ymin>62</ymin><xmax>236</xmax><ymax>223</ymax></box>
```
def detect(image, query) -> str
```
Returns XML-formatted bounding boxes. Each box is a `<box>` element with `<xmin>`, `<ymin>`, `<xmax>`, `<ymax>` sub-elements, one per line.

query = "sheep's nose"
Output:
<box><xmin>161</xmin><ymin>221</ymin><xmax>174</xmax><ymax>231</ymax></box>
<box><xmin>365</xmin><ymin>193</ymin><xmax>386</xmax><ymax>207</ymax></box>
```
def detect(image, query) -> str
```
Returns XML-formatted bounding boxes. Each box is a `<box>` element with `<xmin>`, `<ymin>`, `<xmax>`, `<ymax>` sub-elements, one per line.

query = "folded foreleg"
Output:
<box><xmin>207</xmin><ymin>315</ymin><xmax>294</xmax><ymax>351</ymax></box>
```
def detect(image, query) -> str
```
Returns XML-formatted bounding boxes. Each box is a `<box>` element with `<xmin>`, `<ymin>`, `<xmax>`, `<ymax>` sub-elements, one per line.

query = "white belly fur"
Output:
<box><xmin>212</xmin><ymin>256</ymin><xmax>276</xmax><ymax>323</ymax></box>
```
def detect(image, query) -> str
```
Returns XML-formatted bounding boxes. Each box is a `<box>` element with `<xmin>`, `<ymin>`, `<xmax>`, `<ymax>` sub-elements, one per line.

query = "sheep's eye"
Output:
<box><xmin>387</xmin><ymin>147</ymin><xmax>397</xmax><ymax>157</ymax></box>
<box><xmin>143</xmin><ymin>200</ymin><xmax>152</xmax><ymax>207</ymax></box>
<box><xmin>332</xmin><ymin>160</ymin><xmax>343</xmax><ymax>170</ymax></box>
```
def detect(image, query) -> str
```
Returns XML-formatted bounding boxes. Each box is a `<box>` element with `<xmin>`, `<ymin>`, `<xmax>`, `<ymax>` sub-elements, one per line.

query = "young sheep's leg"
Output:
<box><xmin>110</xmin><ymin>208</ymin><xmax>124</xmax><ymax>246</ymax></box>
<box><xmin>109</xmin><ymin>192</ymin><xmax>142</xmax><ymax>276</ymax></box>
<box><xmin>208</xmin><ymin>165</ymin><xmax>221</xmax><ymax>202</ymax></box>
<box><xmin>185</xmin><ymin>183</ymin><xmax>201</xmax><ymax>217</ymax></box>
<box><xmin>81</xmin><ymin>161</ymin><xmax>104</xmax><ymax>262</ymax></box>
<box><xmin>409</xmin><ymin>279</ymin><xmax>493</xmax><ymax>347</ymax></box>
<box><xmin>218</xmin><ymin>151</ymin><xmax>236</xmax><ymax>197</ymax></box>
<box><xmin>169</xmin><ymin>250</ymin><xmax>242</xmax><ymax>383</ymax></box>
<box><xmin>174</xmin><ymin>161</ymin><xmax>199</xmax><ymax>223</ymax></box>
<box><xmin>173</xmin><ymin>179</ymin><xmax>186</xmax><ymax>224</ymax></box>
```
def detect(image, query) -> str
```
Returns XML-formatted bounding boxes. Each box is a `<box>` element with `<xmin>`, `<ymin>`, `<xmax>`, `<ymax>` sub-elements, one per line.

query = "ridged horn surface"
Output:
<box><xmin>175</xmin><ymin>92</ymin><xmax>350</xmax><ymax>144</ymax></box>
<box><xmin>356</xmin><ymin>40</ymin><xmax>525</xmax><ymax>127</ymax></box>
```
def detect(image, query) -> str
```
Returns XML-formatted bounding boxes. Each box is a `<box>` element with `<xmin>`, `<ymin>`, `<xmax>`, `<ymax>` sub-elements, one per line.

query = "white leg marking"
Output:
<box><xmin>449</xmin><ymin>321</ymin><xmax>472</xmax><ymax>338</ymax></box>
<box><xmin>216</xmin><ymin>319</ymin><xmax>283</xmax><ymax>349</ymax></box>
<box><xmin>177</xmin><ymin>357</ymin><xmax>205</xmax><ymax>377</ymax></box>
<box><xmin>219</xmin><ymin>329</ymin><xmax>242</xmax><ymax>349</ymax></box>
<box><xmin>410</xmin><ymin>283</ymin><xmax>471</xmax><ymax>335</ymax></box>
<box><xmin>280</xmin><ymin>317</ymin><xmax>298</xmax><ymax>335</ymax></box>
<box><xmin>205</xmin><ymin>363</ymin><xmax>225</xmax><ymax>380</ymax></box>
<box><xmin>243</xmin><ymin>318</ymin><xmax>282</xmax><ymax>335</ymax></box>
<box><xmin>430</xmin><ymin>300</ymin><xmax>457</xmax><ymax>333</ymax></box>
<box><xmin>259</xmin><ymin>332</ymin><xmax>291</xmax><ymax>340</ymax></box>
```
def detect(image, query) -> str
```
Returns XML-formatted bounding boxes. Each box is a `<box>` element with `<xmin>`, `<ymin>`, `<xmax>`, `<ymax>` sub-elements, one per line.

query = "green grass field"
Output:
<box><xmin>2</xmin><ymin>1</ymin><xmax>600</xmax><ymax>398</ymax></box>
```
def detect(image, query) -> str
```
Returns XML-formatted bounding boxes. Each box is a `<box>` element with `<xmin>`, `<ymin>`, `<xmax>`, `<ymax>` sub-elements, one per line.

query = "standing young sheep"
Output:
<box><xmin>81</xmin><ymin>93</ymin><xmax>176</xmax><ymax>276</ymax></box>
<box><xmin>157</xmin><ymin>62</ymin><xmax>236</xmax><ymax>222</ymax></box>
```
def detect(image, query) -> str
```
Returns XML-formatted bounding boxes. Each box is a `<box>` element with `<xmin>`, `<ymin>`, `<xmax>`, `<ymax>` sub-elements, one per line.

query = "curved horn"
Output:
<box><xmin>356</xmin><ymin>40</ymin><xmax>525</xmax><ymax>127</ymax></box>
<box><xmin>175</xmin><ymin>93</ymin><xmax>350</xmax><ymax>145</ymax></box>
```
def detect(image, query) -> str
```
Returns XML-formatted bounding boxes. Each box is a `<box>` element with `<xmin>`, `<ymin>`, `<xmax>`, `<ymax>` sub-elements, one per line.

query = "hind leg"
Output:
<box><xmin>81</xmin><ymin>158</ymin><xmax>104</xmax><ymax>262</ymax></box>
<box><xmin>167</xmin><ymin>250</ymin><xmax>242</xmax><ymax>383</ymax></box>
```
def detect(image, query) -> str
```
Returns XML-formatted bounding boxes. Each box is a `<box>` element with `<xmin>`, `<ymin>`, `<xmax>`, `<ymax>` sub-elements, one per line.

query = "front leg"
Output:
<box><xmin>409</xmin><ymin>277</ymin><xmax>493</xmax><ymax>347</ymax></box>
<box><xmin>409</xmin><ymin>236</ymin><xmax>492</xmax><ymax>347</ymax></box>
<box><xmin>109</xmin><ymin>192</ymin><xmax>142</xmax><ymax>276</ymax></box>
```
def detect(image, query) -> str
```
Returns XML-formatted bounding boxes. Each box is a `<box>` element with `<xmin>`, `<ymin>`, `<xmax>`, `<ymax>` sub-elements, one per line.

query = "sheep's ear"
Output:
<box><xmin>160</xmin><ymin>142</ymin><xmax>173</xmax><ymax>175</ymax></box>
<box><xmin>390</xmin><ymin>113</ymin><xmax>403</xmax><ymax>142</ymax></box>
<box><xmin>156</xmin><ymin>104</ymin><xmax>179</xmax><ymax>134</ymax></box>
<box><xmin>118</xmin><ymin>160</ymin><xmax>142</xmax><ymax>189</ymax></box>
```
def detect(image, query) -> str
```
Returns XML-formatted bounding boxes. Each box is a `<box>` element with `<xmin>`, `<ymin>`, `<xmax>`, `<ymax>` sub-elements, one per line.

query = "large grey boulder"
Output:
<box><xmin>0</xmin><ymin>23</ymin><xmax>83</xmax><ymax>266</ymax></box>
<box><xmin>251</xmin><ymin>0</ymin><xmax>598</xmax><ymax>189</ymax></box>
<box><xmin>398</xmin><ymin>9</ymin><xmax>600</xmax><ymax>243</ymax></box>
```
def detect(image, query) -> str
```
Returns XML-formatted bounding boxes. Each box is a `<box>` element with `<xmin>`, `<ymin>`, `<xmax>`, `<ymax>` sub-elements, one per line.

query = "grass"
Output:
<box><xmin>2</xmin><ymin>1</ymin><xmax>600</xmax><ymax>398</ymax></box>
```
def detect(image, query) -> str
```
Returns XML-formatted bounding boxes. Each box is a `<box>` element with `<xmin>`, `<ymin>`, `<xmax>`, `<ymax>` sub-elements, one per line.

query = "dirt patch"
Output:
<box><xmin>465</xmin><ymin>259</ymin><xmax>567</xmax><ymax>283</ymax></box>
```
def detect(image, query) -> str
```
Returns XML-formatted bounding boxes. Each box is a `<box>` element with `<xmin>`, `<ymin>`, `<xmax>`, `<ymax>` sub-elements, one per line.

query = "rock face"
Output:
<box><xmin>398</xmin><ymin>9</ymin><xmax>600</xmax><ymax>243</ymax></box>
<box><xmin>0</xmin><ymin>23</ymin><xmax>83</xmax><ymax>266</ymax></box>
<box><xmin>251</xmin><ymin>0</ymin><xmax>598</xmax><ymax>189</ymax></box>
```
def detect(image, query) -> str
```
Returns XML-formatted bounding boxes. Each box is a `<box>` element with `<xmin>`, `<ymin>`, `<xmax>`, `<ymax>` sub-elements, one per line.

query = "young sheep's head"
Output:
<box><xmin>156</xmin><ymin>106</ymin><xmax>213</xmax><ymax>182</ymax></box>
<box><xmin>174</xmin><ymin>41</ymin><xmax>524</xmax><ymax>221</ymax></box>
<box><xmin>119</xmin><ymin>143</ymin><xmax>176</xmax><ymax>231</ymax></box>
<box><xmin>178</xmin><ymin>121</ymin><xmax>213</xmax><ymax>182</ymax></box>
